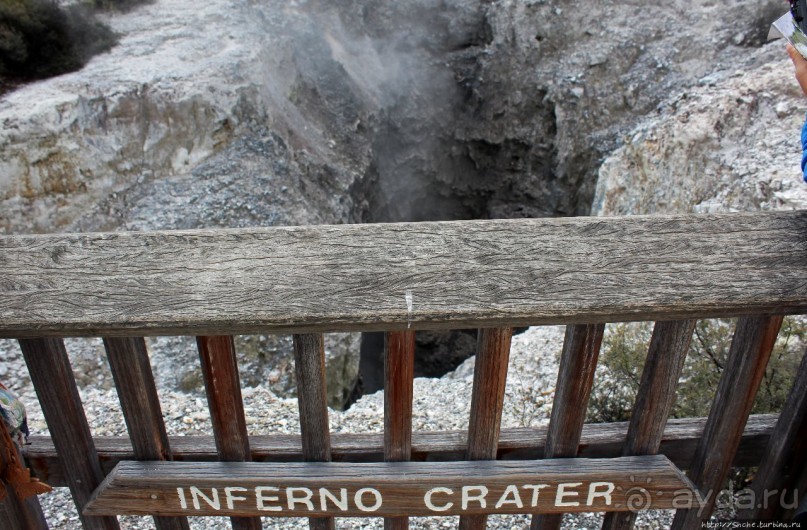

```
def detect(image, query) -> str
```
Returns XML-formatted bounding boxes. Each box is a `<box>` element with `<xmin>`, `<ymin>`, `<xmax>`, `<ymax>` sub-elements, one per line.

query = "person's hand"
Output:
<box><xmin>787</xmin><ymin>43</ymin><xmax>807</xmax><ymax>96</ymax></box>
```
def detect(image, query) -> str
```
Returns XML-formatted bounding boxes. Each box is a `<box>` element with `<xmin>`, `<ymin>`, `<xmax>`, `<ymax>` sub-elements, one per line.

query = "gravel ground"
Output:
<box><xmin>1</xmin><ymin>326</ymin><xmax>676</xmax><ymax>529</ymax></box>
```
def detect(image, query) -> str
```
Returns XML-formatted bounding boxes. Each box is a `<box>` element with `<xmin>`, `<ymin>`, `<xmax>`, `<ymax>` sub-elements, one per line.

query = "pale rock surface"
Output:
<box><xmin>0</xmin><ymin>0</ymin><xmax>268</xmax><ymax>233</ymax></box>
<box><xmin>1</xmin><ymin>0</ymin><xmax>788</xmax><ymax>232</ymax></box>
<box><xmin>593</xmin><ymin>46</ymin><xmax>807</xmax><ymax>216</ymax></box>
<box><xmin>459</xmin><ymin>0</ymin><xmax>784</xmax><ymax>216</ymax></box>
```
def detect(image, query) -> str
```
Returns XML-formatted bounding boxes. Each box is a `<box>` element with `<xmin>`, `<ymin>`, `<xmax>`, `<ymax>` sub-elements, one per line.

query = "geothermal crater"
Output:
<box><xmin>0</xmin><ymin>0</ymin><xmax>785</xmax><ymax>407</ymax></box>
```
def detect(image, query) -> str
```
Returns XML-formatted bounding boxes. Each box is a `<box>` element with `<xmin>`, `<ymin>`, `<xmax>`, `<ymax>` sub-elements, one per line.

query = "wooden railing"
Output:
<box><xmin>0</xmin><ymin>211</ymin><xmax>806</xmax><ymax>530</ymax></box>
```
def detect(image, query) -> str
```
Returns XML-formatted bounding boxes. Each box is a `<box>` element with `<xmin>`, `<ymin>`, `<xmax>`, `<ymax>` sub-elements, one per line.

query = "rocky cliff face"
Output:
<box><xmin>450</xmin><ymin>0</ymin><xmax>784</xmax><ymax>216</ymax></box>
<box><xmin>593</xmin><ymin>46</ymin><xmax>807</xmax><ymax>216</ymax></box>
<box><xmin>1</xmin><ymin>1</ymin><xmax>259</xmax><ymax>233</ymax></box>
<box><xmin>1</xmin><ymin>0</ymin><xmax>788</xmax><ymax>234</ymax></box>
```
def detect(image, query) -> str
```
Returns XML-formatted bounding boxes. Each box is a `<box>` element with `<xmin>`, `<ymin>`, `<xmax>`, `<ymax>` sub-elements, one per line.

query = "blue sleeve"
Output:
<box><xmin>801</xmin><ymin>113</ymin><xmax>807</xmax><ymax>183</ymax></box>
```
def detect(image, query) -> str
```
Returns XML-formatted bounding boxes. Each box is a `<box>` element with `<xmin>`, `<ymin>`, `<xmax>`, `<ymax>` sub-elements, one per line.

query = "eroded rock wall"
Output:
<box><xmin>459</xmin><ymin>0</ymin><xmax>784</xmax><ymax>217</ymax></box>
<box><xmin>593</xmin><ymin>47</ymin><xmax>807</xmax><ymax>216</ymax></box>
<box><xmin>2</xmin><ymin>0</ymin><xmax>788</xmax><ymax>233</ymax></box>
<box><xmin>0</xmin><ymin>1</ymin><xmax>266</xmax><ymax>233</ymax></box>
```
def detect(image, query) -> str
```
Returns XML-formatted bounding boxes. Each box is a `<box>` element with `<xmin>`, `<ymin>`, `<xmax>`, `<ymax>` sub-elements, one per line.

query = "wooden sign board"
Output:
<box><xmin>85</xmin><ymin>456</ymin><xmax>695</xmax><ymax>517</ymax></box>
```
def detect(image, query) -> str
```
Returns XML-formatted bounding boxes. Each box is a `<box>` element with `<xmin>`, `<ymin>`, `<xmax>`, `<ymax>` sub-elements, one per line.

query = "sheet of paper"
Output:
<box><xmin>769</xmin><ymin>11</ymin><xmax>807</xmax><ymax>59</ymax></box>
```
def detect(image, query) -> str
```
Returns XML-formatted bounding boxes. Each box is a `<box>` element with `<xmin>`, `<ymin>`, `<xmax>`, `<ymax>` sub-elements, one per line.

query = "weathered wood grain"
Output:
<box><xmin>197</xmin><ymin>336</ymin><xmax>251</xmax><ymax>461</ymax></box>
<box><xmin>601</xmin><ymin>320</ymin><xmax>694</xmax><ymax>530</ymax></box>
<box><xmin>787</xmin><ymin>460</ymin><xmax>807</xmax><ymax>520</ymax></box>
<box><xmin>0</xmin><ymin>501</ymin><xmax>43</xmax><ymax>530</ymax></box>
<box><xmin>103</xmin><ymin>337</ymin><xmax>190</xmax><ymax>530</ymax></box>
<box><xmin>293</xmin><ymin>334</ymin><xmax>334</xmax><ymax>530</ymax></box>
<box><xmin>544</xmin><ymin>324</ymin><xmax>605</xmax><ymax>457</ymax></box>
<box><xmin>460</xmin><ymin>327</ymin><xmax>512</xmax><ymax>530</ymax></box>
<box><xmin>196</xmin><ymin>336</ymin><xmax>261</xmax><ymax>530</ymax></box>
<box><xmin>0</xmin><ymin>493</ymin><xmax>48</xmax><ymax>530</ymax></box>
<box><xmin>617</xmin><ymin>321</ymin><xmax>696</xmax><ymax>455</ymax></box>
<box><xmin>18</xmin><ymin>339</ymin><xmax>119</xmax><ymax>530</ymax></box>
<box><xmin>465</xmin><ymin>328</ymin><xmax>513</xmax><ymax>462</ymax></box>
<box><xmin>384</xmin><ymin>331</ymin><xmax>415</xmax><ymax>530</ymax></box>
<box><xmin>24</xmin><ymin>415</ymin><xmax>777</xmax><ymax>488</ymax></box>
<box><xmin>84</xmin><ymin>456</ymin><xmax>695</xmax><ymax>517</ymax></box>
<box><xmin>744</xmin><ymin>346</ymin><xmax>807</xmax><ymax>520</ymax></box>
<box><xmin>2</xmin><ymin>212</ymin><xmax>806</xmax><ymax>338</ymax></box>
<box><xmin>671</xmin><ymin>315</ymin><xmax>784</xmax><ymax>529</ymax></box>
<box><xmin>0</xmin><ymin>420</ymin><xmax>49</xmax><ymax>530</ymax></box>
<box><xmin>532</xmin><ymin>323</ymin><xmax>604</xmax><ymax>530</ymax></box>
<box><xmin>104</xmin><ymin>338</ymin><xmax>172</xmax><ymax>460</ymax></box>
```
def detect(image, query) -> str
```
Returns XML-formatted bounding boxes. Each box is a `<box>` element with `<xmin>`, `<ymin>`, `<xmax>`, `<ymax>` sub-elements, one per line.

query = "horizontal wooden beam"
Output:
<box><xmin>24</xmin><ymin>415</ymin><xmax>777</xmax><ymax>488</ymax></box>
<box><xmin>84</xmin><ymin>456</ymin><xmax>694</xmax><ymax>517</ymax></box>
<box><xmin>1</xmin><ymin>212</ymin><xmax>806</xmax><ymax>337</ymax></box>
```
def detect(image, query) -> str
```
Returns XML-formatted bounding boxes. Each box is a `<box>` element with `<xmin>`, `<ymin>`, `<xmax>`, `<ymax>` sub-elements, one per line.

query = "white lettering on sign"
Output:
<box><xmin>225</xmin><ymin>487</ymin><xmax>248</xmax><ymax>509</ymax></box>
<box><xmin>522</xmin><ymin>484</ymin><xmax>548</xmax><ymax>507</ymax></box>
<box><xmin>319</xmin><ymin>488</ymin><xmax>348</xmax><ymax>511</ymax></box>
<box><xmin>354</xmin><ymin>488</ymin><xmax>383</xmax><ymax>512</ymax></box>
<box><xmin>587</xmin><ymin>482</ymin><xmax>615</xmax><ymax>506</ymax></box>
<box><xmin>173</xmin><ymin>481</ymin><xmax>618</xmax><ymax>514</ymax></box>
<box><xmin>494</xmin><ymin>485</ymin><xmax>523</xmax><ymax>509</ymax></box>
<box><xmin>461</xmin><ymin>486</ymin><xmax>488</xmax><ymax>510</ymax></box>
<box><xmin>287</xmin><ymin>488</ymin><xmax>314</xmax><ymax>510</ymax></box>
<box><xmin>555</xmin><ymin>483</ymin><xmax>583</xmax><ymax>507</ymax></box>
<box><xmin>177</xmin><ymin>487</ymin><xmax>188</xmax><ymax>510</ymax></box>
<box><xmin>190</xmin><ymin>487</ymin><xmax>220</xmax><ymax>510</ymax></box>
<box><xmin>255</xmin><ymin>486</ymin><xmax>281</xmax><ymax>512</ymax></box>
<box><xmin>424</xmin><ymin>487</ymin><xmax>453</xmax><ymax>512</ymax></box>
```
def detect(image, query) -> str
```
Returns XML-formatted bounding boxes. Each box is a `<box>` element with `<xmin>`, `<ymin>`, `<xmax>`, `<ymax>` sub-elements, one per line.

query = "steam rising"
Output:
<box><xmin>252</xmin><ymin>0</ymin><xmax>491</xmax><ymax>222</ymax></box>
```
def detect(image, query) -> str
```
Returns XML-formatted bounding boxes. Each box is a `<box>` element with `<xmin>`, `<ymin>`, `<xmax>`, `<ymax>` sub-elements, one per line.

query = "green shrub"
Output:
<box><xmin>586</xmin><ymin>317</ymin><xmax>806</xmax><ymax>423</ymax></box>
<box><xmin>673</xmin><ymin>318</ymin><xmax>736</xmax><ymax>419</ymax></box>
<box><xmin>586</xmin><ymin>321</ymin><xmax>650</xmax><ymax>423</ymax></box>
<box><xmin>748</xmin><ymin>317</ymin><xmax>805</xmax><ymax>414</ymax></box>
<box><xmin>0</xmin><ymin>0</ymin><xmax>116</xmax><ymax>85</ymax></box>
<box><xmin>585</xmin><ymin>318</ymin><xmax>805</xmax><ymax>498</ymax></box>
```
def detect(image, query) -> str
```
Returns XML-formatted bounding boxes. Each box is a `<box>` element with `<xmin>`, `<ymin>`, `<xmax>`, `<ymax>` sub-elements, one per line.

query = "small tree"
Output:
<box><xmin>586</xmin><ymin>317</ymin><xmax>806</xmax><ymax>423</ymax></box>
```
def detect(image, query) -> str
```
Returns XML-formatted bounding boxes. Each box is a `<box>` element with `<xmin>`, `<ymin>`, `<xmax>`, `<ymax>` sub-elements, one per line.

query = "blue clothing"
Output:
<box><xmin>802</xmin><ymin>113</ymin><xmax>807</xmax><ymax>183</ymax></box>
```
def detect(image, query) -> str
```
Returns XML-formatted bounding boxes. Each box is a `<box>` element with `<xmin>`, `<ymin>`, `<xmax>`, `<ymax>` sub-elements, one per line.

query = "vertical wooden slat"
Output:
<box><xmin>103</xmin><ymin>337</ymin><xmax>190</xmax><ymax>530</ymax></box>
<box><xmin>601</xmin><ymin>320</ymin><xmax>695</xmax><ymax>530</ymax></box>
<box><xmin>458</xmin><ymin>327</ymin><xmax>512</xmax><ymax>530</ymax></box>
<box><xmin>671</xmin><ymin>315</ymin><xmax>783</xmax><ymax>529</ymax></box>
<box><xmin>293</xmin><ymin>334</ymin><xmax>334</xmax><ymax>530</ymax></box>
<box><xmin>789</xmin><ymin>463</ymin><xmax>807</xmax><ymax>520</ymax></box>
<box><xmin>196</xmin><ymin>336</ymin><xmax>261</xmax><ymax>530</ymax></box>
<box><xmin>743</xmin><ymin>346</ymin><xmax>807</xmax><ymax>520</ymax></box>
<box><xmin>0</xmin><ymin>422</ymin><xmax>49</xmax><ymax>530</ymax></box>
<box><xmin>530</xmin><ymin>323</ymin><xmax>605</xmax><ymax>530</ymax></box>
<box><xmin>384</xmin><ymin>330</ymin><xmax>415</xmax><ymax>530</ymax></box>
<box><xmin>18</xmin><ymin>338</ymin><xmax>120</xmax><ymax>530</ymax></box>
